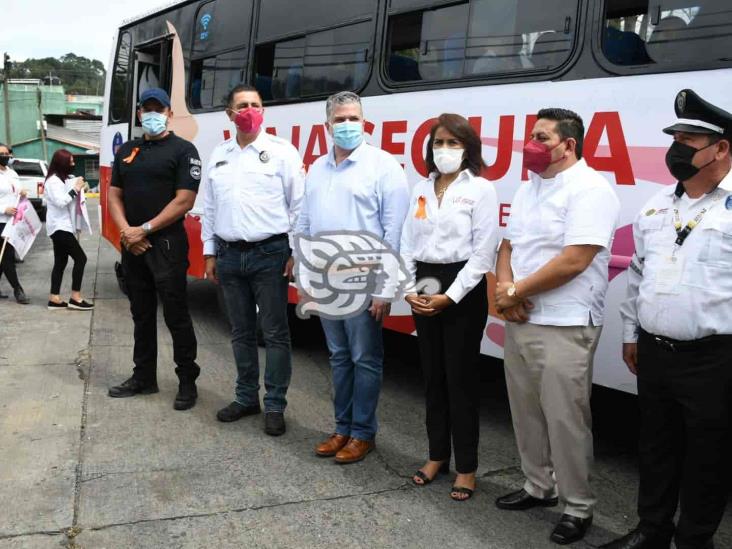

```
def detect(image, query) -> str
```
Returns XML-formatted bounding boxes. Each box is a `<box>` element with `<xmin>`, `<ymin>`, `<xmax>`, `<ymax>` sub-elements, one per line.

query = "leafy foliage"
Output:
<box><xmin>7</xmin><ymin>53</ymin><xmax>106</xmax><ymax>95</ymax></box>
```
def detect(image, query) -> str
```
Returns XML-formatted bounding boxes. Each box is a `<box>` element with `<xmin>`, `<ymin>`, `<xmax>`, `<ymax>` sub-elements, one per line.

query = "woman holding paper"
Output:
<box><xmin>44</xmin><ymin>149</ymin><xmax>93</xmax><ymax>311</ymax></box>
<box><xmin>0</xmin><ymin>142</ymin><xmax>30</xmax><ymax>304</ymax></box>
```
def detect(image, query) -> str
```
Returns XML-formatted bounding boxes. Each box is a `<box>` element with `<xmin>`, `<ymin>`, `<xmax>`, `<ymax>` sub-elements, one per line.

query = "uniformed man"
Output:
<box><xmin>605</xmin><ymin>90</ymin><xmax>732</xmax><ymax>549</ymax></box>
<box><xmin>202</xmin><ymin>84</ymin><xmax>304</xmax><ymax>436</ymax></box>
<box><xmin>107</xmin><ymin>88</ymin><xmax>202</xmax><ymax>411</ymax></box>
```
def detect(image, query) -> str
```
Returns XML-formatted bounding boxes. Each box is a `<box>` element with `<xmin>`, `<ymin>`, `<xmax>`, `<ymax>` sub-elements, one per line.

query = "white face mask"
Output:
<box><xmin>432</xmin><ymin>147</ymin><xmax>464</xmax><ymax>174</ymax></box>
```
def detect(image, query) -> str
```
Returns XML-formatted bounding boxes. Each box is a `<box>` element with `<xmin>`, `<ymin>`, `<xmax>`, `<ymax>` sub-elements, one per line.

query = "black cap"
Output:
<box><xmin>139</xmin><ymin>87</ymin><xmax>171</xmax><ymax>108</ymax></box>
<box><xmin>663</xmin><ymin>89</ymin><xmax>732</xmax><ymax>137</ymax></box>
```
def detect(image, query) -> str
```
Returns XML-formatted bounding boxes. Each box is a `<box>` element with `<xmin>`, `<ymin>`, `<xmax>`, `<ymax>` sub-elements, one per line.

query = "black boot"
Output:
<box><xmin>108</xmin><ymin>377</ymin><xmax>159</xmax><ymax>398</ymax></box>
<box><xmin>174</xmin><ymin>382</ymin><xmax>198</xmax><ymax>410</ymax></box>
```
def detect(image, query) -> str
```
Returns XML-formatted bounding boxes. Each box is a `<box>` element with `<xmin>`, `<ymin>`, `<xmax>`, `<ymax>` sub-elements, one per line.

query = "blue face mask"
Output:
<box><xmin>332</xmin><ymin>121</ymin><xmax>364</xmax><ymax>150</ymax></box>
<box><xmin>141</xmin><ymin>111</ymin><xmax>168</xmax><ymax>136</ymax></box>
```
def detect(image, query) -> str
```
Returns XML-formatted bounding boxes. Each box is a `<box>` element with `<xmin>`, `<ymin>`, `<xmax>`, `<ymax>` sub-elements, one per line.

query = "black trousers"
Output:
<box><xmin>121</xmin><ymin>229</ymin><xmax>199</xmax><ymax>384</ymax></box>
<box><xmin>412</xmin><ymin>261</ymin><xmax>488</xmax><ymax>474</ymax></box>
<box><xmin>0</xmin><ymin>223</ymin><xmax>21</xmax><ymax>290</ymax></box>
<box><xmin>636</xmin><ymin>329</ymin><xmax>732</xmax><ymax>549</ymax></box>
<box><xmin>50</xmin><ymin>230</ymin><xmax>87</xmax><ymax>294</ymax></box>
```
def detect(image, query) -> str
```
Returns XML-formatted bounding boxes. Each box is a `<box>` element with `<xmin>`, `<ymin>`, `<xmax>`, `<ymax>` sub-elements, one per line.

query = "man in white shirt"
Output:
<box><xmin>202</xmin><ymin>84</ymin><xmax>304</xmax><ymax>436</ymax></box>
<box><xmin>605</xmin><ymin>90</ymin><xmax>732</xmax><ymax>549</ymax></box>
<box><xmin>296</xmin><ymin>91</ymin><xmax>409</xmax><ymax>464</ymax></box>
<box><xmin>494</xmin><ymin>108</ymin><xmax>620</xmax><ymax>545</ymax></box>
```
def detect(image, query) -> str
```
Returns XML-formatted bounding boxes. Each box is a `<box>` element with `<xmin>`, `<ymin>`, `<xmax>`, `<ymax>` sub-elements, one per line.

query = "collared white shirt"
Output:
<box><xmin>620</xmin><ymin>169</ymin><xmax>732</xmax><ymax>342</ymax></box>
<box><xmin>400</xmin><ymin>170</ymin><xmax>499</xmax><ymax>303</ymax></box>
<box><xmin>202</xmin><ymin>131</ymin><xmax>305</xmax><ymax>255</ymax></box>
<box><xmin>0</xmin><ymin>167</ymin><xmax>21</xmax><ymax>224</ymax></box>
<box><xmin>506</xmin><ymin>159</ymin><xmax>620</xmax><ymax>326</ymax></box>
<box><xmin>44</xmin><ymin>175</ymin><xmax>91</xmax><ymax>237</ymax></box>
<box><xmin>296</xmin><ymin>142</ymin><xmax>409</xmax><ymax>251</ymax></box>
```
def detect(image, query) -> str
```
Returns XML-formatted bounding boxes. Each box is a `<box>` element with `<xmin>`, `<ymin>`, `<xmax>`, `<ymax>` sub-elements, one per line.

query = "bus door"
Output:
<box><xmin>129</xmin><ymin>37</ymin><xmax>172</xmax><ymax>139</ymax></box>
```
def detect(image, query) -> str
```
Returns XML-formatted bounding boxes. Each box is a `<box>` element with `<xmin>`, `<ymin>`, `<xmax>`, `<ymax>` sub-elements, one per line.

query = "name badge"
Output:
<box><xmin>655</xmin><ymin>254</ymin><xmax>684</xmax><ymax>295</ymax></box>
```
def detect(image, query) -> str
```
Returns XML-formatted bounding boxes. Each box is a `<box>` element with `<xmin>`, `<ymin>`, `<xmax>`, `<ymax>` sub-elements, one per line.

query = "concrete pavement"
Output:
<box><xmin>0</xmin><ymin>201</ymin><xmax>730</xmax><ymax>548</ymax></box>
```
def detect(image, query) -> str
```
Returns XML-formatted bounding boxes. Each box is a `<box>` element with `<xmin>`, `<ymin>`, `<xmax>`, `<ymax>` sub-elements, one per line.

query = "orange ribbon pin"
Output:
<box><xmin>415</xmin><ymin>195</ymin><xmax>427</xmax><ymax>219</ymax></box>
<box><xmin>123</xmin><ymin>147</ymin><xmax>140</xmax><ymax>164</ymax></box>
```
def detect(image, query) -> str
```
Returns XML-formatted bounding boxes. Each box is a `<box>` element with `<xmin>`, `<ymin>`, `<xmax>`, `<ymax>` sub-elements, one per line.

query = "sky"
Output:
<box><xmin>2</xmin><ymin>0</ymin><xmax>177</xmax><ymax>65</ymax></box>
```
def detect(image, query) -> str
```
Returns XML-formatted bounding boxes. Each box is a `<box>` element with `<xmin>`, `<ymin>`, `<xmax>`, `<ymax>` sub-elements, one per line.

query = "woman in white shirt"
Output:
<box><xmin>400</xmin><ymin>114</ymin><xmax>499</xmax><ymax>501</ymax></box>
<box><xmin>44</xmin><ymin>149</ymin><xmax>93</xmax><ymax>310</ymax></box>
<box><xmin>0</xmin><ymin>143</ymin><xmax>29</xmax><ymax>304</ymax></box>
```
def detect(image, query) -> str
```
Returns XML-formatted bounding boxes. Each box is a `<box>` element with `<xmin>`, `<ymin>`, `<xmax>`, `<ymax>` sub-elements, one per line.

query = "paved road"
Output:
<box><xmin>0</xmin><ymin>201</ymin><xmax>730</xmax><ymax>548</ymax></box>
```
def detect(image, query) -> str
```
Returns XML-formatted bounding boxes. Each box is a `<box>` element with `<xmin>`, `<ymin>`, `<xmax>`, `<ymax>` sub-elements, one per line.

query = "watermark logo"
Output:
<box><xmin>293</xmin><ymin>231</ymin><xmax>417</xmax><ymax>320</ymax></box>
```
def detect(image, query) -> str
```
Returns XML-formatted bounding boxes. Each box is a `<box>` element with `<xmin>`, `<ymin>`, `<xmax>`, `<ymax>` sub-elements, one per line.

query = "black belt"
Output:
<box><xmin>218</xmin><ymin>233</ymin><xmax>287</xmax><ymax>251</ymax></box>
<box><xmin>640</xmin><ymin>329</ymin><xmax>732</xmax><ymax>353</ymax></box>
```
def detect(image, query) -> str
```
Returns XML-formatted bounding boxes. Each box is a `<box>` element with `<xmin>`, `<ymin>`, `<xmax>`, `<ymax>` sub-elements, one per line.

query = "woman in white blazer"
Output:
<box><xmin>44</xmin><ymin>149</ymin><xmax>93</xmax><ymax>310</ymax></box>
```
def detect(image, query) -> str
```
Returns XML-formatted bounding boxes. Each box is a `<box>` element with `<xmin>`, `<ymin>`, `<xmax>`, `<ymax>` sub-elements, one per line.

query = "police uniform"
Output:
<box><xmin>201</xmin><ymin>131</ymin><xmax>304</xmax><ymax>418</ymax></box>
<box><xmin>617</xmin><ymin>90</ymin><xmax>732</xmax><ymax>549</ymax></box>
<box><xmin>110</xmin><ymin>131</ymin><xmax>202</xmax><ymax>389</ymax></box>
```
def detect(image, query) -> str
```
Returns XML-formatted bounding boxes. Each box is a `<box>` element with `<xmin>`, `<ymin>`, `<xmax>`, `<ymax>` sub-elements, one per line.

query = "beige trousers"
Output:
<box><xmin>503</xmin><ymin>322</ymin><xmax>601</xmax><ymax>519</ymax></box>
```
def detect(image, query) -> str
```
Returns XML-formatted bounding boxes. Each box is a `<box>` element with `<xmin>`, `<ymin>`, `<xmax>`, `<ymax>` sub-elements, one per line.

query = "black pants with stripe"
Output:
<box><xmin>412</xmin><ymin>261</ymin><xmax>488</xmax><ymax>474</ymax></box>
<box><xmin>636</xmin><ymin>329</ymin><xmax>732</xmax><ymax>549</ymax></box>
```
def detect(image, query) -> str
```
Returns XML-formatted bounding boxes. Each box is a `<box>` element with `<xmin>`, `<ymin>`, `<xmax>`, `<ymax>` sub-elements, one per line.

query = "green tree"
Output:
<box><xmin>8</xmin><ymin>54</ymin><xmax>106</xmax><ymax>95</ymax></box>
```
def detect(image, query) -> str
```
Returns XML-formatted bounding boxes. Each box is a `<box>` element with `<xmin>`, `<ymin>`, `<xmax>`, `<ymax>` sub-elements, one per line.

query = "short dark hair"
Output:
<box><xmin>537</xmin><ymin>108</ymin><xmax>584</xmax><ymax>160</ymax></box>
<box><xmin>425</xmin><ymin>113</ymin><xmax>486</xmax><ymax>177</ymax></box>
<box><xmin>226</xmin><ymin>84</ymin><xmax>262</xmax><ymax>107</ymax></box>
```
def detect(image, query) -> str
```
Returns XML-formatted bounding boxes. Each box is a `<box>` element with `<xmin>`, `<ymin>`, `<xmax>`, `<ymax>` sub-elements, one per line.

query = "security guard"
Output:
<box><xmin>608</xmin><ymin>90</ymin><xmax>732</xmax><ymax>549</ymax></box>
<box><xmin>202</xmin><ymin>84</ymin><xmax>304</xmax><ymax>436</ymax></box>
<box><xmin>107</xmin><ymin>88</ymin><xmax>202</xmax><ymax>411</ymax></box>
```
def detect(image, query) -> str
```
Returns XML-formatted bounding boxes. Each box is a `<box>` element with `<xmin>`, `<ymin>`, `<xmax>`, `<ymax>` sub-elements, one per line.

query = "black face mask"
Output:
<box><xmin>0</xmin><ymin>155</ymin><xmax>10</xmax><ymax>167</ymax></box>
<box><xmin>665</xmin><ymin>140</ymin><xmax>717</xmax><ymax>182</ymax></box>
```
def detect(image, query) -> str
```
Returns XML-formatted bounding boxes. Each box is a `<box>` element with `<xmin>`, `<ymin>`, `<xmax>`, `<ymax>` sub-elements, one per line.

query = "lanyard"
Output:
<box><xmin>671</xmin><ymin>186</ymin><xmax>725</xmax><ymax>247</ymax></box>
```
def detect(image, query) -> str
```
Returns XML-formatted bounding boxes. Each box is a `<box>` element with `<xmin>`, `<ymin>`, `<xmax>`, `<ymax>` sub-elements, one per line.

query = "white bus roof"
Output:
<box><xmin>120</xmin><ymin>0</ymin><xmax>188</xmax><ymax>27</ymax></box>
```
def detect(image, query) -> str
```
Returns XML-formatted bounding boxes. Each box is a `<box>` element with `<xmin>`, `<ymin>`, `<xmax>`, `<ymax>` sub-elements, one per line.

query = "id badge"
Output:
<box><xmin>655</xmin><ymin>254</ymin><xmax>684</xmax><ymax>294</ymax></box>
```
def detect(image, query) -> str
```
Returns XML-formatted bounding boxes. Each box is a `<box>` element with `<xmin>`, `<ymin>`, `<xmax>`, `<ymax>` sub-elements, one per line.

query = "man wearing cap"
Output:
<box><xmin>604</xmin><ymin>89</ymin><xmax>732</xmax><ymax>549</ymax></box>
<box><xmin>202</xmin><ymin>84</ymin><xmax>304</xmax><ymax>436</ymax></box>
<box><xmin>107</xmin><ymin>88</ymin><xmax>203</xmax><ymax>411</ymax></box>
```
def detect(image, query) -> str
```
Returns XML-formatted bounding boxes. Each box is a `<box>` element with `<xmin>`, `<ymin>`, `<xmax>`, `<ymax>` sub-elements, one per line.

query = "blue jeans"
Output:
<box><xmin>319</xmin><ymin>310</ymin><xmax>384</xmax><ymax>441</ymax></box>
<box><xmin>216</xmin><ymin>238</ymin><xmax>291</xmax><ymax>412</ymax></box>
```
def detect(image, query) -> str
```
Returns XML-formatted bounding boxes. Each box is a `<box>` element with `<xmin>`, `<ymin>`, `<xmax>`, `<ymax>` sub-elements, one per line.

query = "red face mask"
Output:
<box><xmin>522</xmin><ymin>139</ymin><xmax>565</xmax><ymax>174</ymax></box>
<box><xmin>234</xmin><ymin>108</ymin><xmax>264</xmax><ymax>134</ymax></box>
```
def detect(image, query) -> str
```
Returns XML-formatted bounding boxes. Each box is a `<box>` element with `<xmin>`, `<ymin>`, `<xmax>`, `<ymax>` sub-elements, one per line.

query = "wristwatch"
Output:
<box><xmin>507</xmin><ymin>283</ymin><xmax>518</xmax><ymax>298</ymax></box>
<box><xmin>142</xmin><ymin>222</ymin><xmax>153</xmax><ymax>235</ymax></box>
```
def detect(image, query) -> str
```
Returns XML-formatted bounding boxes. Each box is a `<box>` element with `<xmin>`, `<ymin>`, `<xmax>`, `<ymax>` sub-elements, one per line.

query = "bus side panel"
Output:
<box><xmin>99</xmin><ymin>165</ymin><xmax>122</xmax><ymax>252</ymax></box>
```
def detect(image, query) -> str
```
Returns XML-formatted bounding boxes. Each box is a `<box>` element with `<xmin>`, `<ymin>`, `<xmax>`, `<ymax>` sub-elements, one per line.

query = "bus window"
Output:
<box><xmin>255</xmin><ymin>21</ymin><xmax>372</xmax><ymax>102</ymax></box>
<box><xmin>603</xmin><ymin>0</ymin><xmax>732</xmax><ymax>67</ymax></box>
<box><xmin>386</xmin><ymin>0</ymin><xmax>578</xmax><ymax>83</ymax></box>
<box><xmin>190</xmin><ymin>48</ymin><xmax>248</xmax><ymax>109</ymax></box>
<box><xmin>189</xmin><ymin>0</ymin><xmax>252</xmax><ymax>110</ymax></box>
<box><xmin>110</xmin><ymin>32</ymin><xmax>131</xmax><ymax>123</ymax></box>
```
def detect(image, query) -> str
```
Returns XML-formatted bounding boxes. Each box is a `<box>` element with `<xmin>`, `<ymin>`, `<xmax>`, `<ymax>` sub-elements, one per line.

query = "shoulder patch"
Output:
<box><xmin>190</xmin><ymin>165</ymin><xmax>202</xmax><ymax>180</ymax></box>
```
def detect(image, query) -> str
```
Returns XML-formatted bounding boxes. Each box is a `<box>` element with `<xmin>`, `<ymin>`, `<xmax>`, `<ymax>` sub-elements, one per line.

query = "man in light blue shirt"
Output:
<box><xmin>296</xmin><ymin>91</ymin><xmax>409</xmax><ymax>464</ymax></box>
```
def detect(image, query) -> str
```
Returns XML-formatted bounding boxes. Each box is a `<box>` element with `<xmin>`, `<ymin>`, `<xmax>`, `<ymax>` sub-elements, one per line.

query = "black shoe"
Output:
<box><xmin>174</xmin><ymin>383</ymin><xmax>197</xmax><ymax>410</ymax></box>
<box><xmin>264</xmin><ymin>411</ymin><xmax>286</xmax><ymax>436</ymax></box>
<box><xmin>551</xmin><ymin>514</ymin><xmax>593</xmax><ymax>545</ymax></box>
<box><xmin>216</xmin><ymin>401</ymin><xmax>261</xmax><ymax>422</ymax></box>
<box><xmin>108</xmin><ymin>377</ymin><xmax>159</xmax><ymax>398</ymax></box>
<box><xmin>48</xmin><ymin>300</ymin><xmax>68</xmax><ymax>310</ymax></box>
<box><xmin>600</xmin><ymin>529</ymin><xmax>672</xmax><ymax>549</ymax></box>
<box><xmin>495</xmin><ymin>488</ymin><xmax>559</xmax><ymax>511</ymax></box>
<box><xmin>68</xmin><ymin>298</ymin><xmax>94</xmax><ymax>310</ymax></box>
<box><xmin>14</xmin><ymin>287</ymin><xmax>29</xmax><ymax>304</ymax></box>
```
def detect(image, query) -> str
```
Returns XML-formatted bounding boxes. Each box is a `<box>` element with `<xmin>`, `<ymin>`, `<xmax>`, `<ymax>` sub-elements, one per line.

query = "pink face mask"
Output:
<box><xmin>234</xmin><ymin>108</ymin><xmax>264</xmax><ymax>134</ymax></box>
<box><xmin>522</xmin><ymin>139</ymin><xmax>565</xmax><ymax>174</ymax></box>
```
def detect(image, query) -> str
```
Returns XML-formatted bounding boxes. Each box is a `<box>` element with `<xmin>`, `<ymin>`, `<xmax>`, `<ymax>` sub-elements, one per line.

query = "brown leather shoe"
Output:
<box><xmin>315</xmin><ymin>433</ymin><xmax>350</xmax><ymax>457</ymax></box>
<box><xmin>334</xmin><ymin>437</ymin><xmax>375</xmax><ymax>464</ymax></box>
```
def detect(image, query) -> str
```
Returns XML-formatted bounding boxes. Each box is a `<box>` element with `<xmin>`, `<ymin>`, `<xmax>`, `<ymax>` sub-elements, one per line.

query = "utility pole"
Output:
<box><xmin>2</xmin><ymin>53</ymin><xmax>11</xmax><ymax>146</ymax></box>
<box><xmin>36</xmin><ymin>87</ymin><xmax>48</xmax><ymax>162</ymax></box>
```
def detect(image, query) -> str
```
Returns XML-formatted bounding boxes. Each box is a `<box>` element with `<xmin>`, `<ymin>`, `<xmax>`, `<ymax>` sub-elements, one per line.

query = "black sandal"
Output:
<box><xmin>450</xmin><ymin>485</ymin><xmax>474</xmax><ymax>501</ymax></box>
<box><xmin>412</xmin><ymin>461</ymin><xmax>449</xmax><ymax>486</ymax></box>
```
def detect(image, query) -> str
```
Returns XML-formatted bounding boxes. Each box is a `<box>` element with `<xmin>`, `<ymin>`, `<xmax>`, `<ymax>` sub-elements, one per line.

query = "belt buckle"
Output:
<box><xmin>655</xmin><ymin>336</ymin><xmax>675</xmax><ymax>352</ymax></box>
